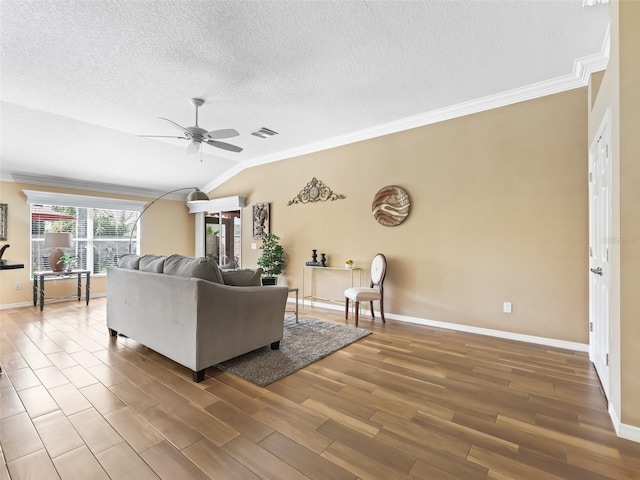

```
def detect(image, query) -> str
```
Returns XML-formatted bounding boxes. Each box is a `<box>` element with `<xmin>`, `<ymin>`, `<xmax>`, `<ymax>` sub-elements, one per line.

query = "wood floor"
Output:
<box><xmin>1</xmin><ymin>299</ymin><xmax>639</xmax><ymax>480</ymax></box>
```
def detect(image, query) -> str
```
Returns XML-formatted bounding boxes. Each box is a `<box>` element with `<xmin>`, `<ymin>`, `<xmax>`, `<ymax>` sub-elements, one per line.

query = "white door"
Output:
<box><xmin>589</xmin><ymin>111</ymin><xmax>611</xmax><ymax>399</ymax></box>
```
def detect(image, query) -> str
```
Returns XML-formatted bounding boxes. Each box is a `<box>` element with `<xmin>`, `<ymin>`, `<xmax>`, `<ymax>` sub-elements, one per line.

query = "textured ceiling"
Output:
<box><xmin>0</xmin><ymin>0</ymin><xmax>609</xmax><ymax>198</ymax></box>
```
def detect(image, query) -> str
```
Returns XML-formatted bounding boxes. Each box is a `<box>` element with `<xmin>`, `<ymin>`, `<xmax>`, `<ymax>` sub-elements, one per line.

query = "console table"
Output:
<box><xmin>302</xmin><ymin>266</ymin><xmax>361</xmax><ymax>307</ymax></box>
<box><xmin>33</xmin><ymin>270</ymin><xmax>91</xmax><ymax>311</ymax></box>
<box><xmin>0</xmin><ymin>260</ymin><xmax>24</xmax><ymax>270</ymax></box>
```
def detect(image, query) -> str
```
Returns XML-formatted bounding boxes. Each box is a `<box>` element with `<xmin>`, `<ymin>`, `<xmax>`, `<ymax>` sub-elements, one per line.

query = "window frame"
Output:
<box><xmin>25</xmin><ymin>190</ymin><xmax>145</xmax><ymax>278</ymax></box>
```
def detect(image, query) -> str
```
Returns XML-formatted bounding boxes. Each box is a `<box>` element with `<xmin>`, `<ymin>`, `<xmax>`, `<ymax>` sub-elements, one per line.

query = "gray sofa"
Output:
<box><xmin>106</xmin><ymin>254</ymin><xmax>288</xmax><ymax>382</ymax></box>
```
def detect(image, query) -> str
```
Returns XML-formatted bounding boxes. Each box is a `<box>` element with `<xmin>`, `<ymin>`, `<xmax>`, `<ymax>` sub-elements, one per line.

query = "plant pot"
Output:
<box><xmin>262</xmin><ymin>277</ymin><xmax>277</xmax><ymax>286</ymax></box>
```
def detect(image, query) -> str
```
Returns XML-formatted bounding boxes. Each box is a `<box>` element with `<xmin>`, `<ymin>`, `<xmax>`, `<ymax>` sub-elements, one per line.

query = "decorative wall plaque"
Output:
<box><xmin>252</xmin><ymin>202</ymin><xmax>270</xmax><ymax>239</ymax></box>
<box><xmin>372</xmin><ymin>186</ymin><xmax>411</xmax><ymax>226</ymax></box>
<box><xmin>287</xmin><ymin>177</ymin><xmax>345</xmax><ymax>206</ymax></box>
<box><xmin>0</xmin><ymin>204</ymin><xmax>7</xmax><ymax>240</ymax></box>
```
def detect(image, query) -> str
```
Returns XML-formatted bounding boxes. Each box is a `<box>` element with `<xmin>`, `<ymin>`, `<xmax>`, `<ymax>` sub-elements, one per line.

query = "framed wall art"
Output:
<box><xmin>252</xmin><ymin>202</ymin><xmax>270</xmax><ymax>239</ymax></box>
<box><xmin>0</xmin><ymin>204</ymin><xmax>7</xmax><ymax>240</ymax></box>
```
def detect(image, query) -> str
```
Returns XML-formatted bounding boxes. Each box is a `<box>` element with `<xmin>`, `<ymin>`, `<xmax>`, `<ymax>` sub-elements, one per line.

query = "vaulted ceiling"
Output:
<box><xmin>0</xmin><ymin>0</ymin><xmax>609</xmax><ymax>198</ymax></box>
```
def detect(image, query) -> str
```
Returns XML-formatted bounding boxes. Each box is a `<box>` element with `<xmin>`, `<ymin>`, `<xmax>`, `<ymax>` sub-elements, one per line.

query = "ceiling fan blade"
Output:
<box><xmin>204</xmin><ymin>128</ymin><xmax>239</xmax><ymax>140</ymax></box>
<box><xmin>187</xmin><ymin>141</ymin><xmax>201</xmax><ymax>154</ymax></box>
<box><xmin>205</xmin><ymin>139</ymin><xmax>243</xmax><ymax>153</ymax></box>
<box><xmin>139</xmin><ymin>135</ymin><xmax>189</xmax><ymax>139</ymax></box>
<box><xmin>159</xmin><ymin>117</ymin><xmax>190</xmax><ymax>136</ymax></box>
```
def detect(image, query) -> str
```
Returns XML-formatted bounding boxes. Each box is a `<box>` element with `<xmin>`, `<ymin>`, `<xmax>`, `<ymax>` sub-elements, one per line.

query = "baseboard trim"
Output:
<box><xmin>301</xmin><ymin>298</ymin><xmax>588</xmax><ymax>352</ymax></box>
<box><xmin>618</xmin><ymin>424</ymin><xmax>640</xmax><ymax>443</ymax></box>
<box><xmin>609</xmin><ymin>403</ymin><xmax>640</xmax><ymax>443</ymax></box>
<box><xmin>0</xmin><ymin>293</ymin><xmax>106</xmax><ymax>311</ymax></box>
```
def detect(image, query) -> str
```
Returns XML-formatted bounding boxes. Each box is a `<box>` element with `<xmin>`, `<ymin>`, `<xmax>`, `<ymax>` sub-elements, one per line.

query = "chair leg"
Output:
<box><xmin>370</xmin><ymin>301</ymin><xmax>375</xmax><ymax>319</ymax></box>
<box><xmin>380</xmin><ymin>296</ymin><xmax>386</xmax><ymax>323</ymax></box>
<box><xmin>355</xmin><ymin>301</ymin><xmax>359</xmax><ymax>327</ymax></box>
<box><xmin>345</xmin><ymin>297</ymin><xmax>349</xmax><ymax>319</ymax></box>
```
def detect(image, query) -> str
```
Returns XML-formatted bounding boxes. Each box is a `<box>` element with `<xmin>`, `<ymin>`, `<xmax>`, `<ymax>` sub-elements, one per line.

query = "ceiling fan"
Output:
<box><xmin>140</xmin><ymin>98</ymin><xmax>243</xmax><ymax>154</ymax></box>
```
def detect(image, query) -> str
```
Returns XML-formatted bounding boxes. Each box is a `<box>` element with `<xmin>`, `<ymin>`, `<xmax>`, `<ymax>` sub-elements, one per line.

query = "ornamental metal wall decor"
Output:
<box><xmin>287</xmin><ymin>177</ymin><xmax>345</xmax><ymax>206</ymax></box>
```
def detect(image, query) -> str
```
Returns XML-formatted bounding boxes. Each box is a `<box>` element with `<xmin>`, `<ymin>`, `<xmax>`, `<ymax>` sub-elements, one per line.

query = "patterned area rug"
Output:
<box><xmin>215</xmin><ymin>316</ymin><xmax>371</xmax><ymax>386</ymax></box>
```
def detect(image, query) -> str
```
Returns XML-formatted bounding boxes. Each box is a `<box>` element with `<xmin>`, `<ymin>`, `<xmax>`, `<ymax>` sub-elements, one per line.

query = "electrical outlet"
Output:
<box><xmin>503</xmin><ymin>302</ymin><xmax>512</xmax><ymax>313</ymax></box>
<box><xmin>14</xmin><ymin>282</ymin><xmax>21</xmax><ymax>290</ymax></box>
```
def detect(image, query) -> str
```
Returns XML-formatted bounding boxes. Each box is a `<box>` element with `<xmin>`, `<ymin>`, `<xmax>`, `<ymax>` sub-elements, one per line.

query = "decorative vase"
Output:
<box><xmin>345</xmin><ymin>263</ymin><xmax>352</xmax><ymax>269</ymax></box>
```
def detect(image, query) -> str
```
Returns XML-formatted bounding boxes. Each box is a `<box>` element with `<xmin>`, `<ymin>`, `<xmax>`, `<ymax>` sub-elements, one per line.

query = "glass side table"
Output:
<box><xmin>288</xmin><ymin>287</ymin><xmax>299</xmax><ymax>323</ymax></box>
<box><xmin>33</xmin><ymin>269</ymin><xmax>91</xmax><ymax>311</ymax></box>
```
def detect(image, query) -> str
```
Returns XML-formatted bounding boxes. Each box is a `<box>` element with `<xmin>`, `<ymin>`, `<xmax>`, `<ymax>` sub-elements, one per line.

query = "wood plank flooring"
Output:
<box><xmin>1</xmin><ymin>298</ymin><xmax>639</xmax><ymax>479</ymax></box>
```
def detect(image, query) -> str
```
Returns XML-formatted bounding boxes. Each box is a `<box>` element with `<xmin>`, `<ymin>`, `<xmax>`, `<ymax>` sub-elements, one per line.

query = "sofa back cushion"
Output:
<box><xmin>164</xmin><ymin>254</ymin><xmax>223</xmax><ymax>283</ymax></box>
<box><xmin>117</xmin><ymin>254</ymin><xmax>140</xmax><ymax>270</ymax></box>
<box><xmin>139</xmin><ymin>254</ymin><xmax>167</xmax><ymax>273</ymax></box>
<box><xmin>221</xmin><ymin>268</ymin><xmax>264</xmax><ymax>286</ymax></box>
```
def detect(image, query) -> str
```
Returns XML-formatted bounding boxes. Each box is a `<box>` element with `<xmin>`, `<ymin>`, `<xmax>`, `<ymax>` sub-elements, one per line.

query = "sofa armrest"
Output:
<box><xmin>195</xmin><ymin>281</ymin><xmax>289</xmax><ymax>366</ymax></box>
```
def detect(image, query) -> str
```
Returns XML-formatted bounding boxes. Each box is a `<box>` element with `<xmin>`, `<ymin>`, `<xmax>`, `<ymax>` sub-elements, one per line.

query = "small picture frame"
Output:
<box><xmin>0</xmin><ymin>204</ymin><xmax>7</xmax><ymax>241</ymax></box>
<box><xmin>252</xmin><ymin>203</ymin><xmax>270</xmax><ymax>239</ymax></box>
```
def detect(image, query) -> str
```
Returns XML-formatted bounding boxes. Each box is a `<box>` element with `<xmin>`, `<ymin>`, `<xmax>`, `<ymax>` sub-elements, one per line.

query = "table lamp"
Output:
<box><xmin>44</xmin><ymin>232</ymin><xmax>73</xmax><ymax>272</ymax></box>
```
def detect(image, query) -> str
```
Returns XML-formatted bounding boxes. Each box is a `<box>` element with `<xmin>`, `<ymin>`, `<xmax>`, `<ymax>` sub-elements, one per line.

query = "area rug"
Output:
<box><xmin>215</xmin><ymin>316</ymin><xmax>371</xmax><ymax>386</ymax></box>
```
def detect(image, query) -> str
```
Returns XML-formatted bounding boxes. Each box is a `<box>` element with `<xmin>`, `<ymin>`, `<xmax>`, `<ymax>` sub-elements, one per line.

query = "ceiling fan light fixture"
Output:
<box><xmin>187</xmin><ymin>140</ymin><xmax>201</xmax><ymax>154</ymax></box>
<box><xmin>140</xmin><ymin>98</ymin><xmax>243</xmax><ymax>154</ymax></box>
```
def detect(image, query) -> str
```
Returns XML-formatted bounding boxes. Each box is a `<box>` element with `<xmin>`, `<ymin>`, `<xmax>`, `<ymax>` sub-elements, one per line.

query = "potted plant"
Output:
<box><xmin>257</xmin><ymin>233</ymin><xmax>285</xmax><ymax>285</ymax></box>
<box><xmin>57</xmin><ymin>254</ymin><xmax>75</xmax><ymax>272</ymax></box>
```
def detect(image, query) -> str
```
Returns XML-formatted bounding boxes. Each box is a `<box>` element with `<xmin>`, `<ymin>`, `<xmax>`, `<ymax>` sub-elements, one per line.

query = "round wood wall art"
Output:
<box><xmin>372</xmin><ymin>186</ymin><xmax>411</xmax><ymax>226</ymax></box>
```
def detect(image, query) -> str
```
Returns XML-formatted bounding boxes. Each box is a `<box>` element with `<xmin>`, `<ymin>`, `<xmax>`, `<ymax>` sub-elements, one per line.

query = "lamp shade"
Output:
<box><xmin>43</xmin><ymin>232</ymin><xmax>73</xmax><ymax>249</ymax></box>
<box><xmin>44</xmin><ymin>232</ymin><xmax>73</xmax><ymax>272</ymax></box>
<box><xmin>186</xmin><ymin>188</ymin><xmax>209</xmax><ymax>203</ymax></box>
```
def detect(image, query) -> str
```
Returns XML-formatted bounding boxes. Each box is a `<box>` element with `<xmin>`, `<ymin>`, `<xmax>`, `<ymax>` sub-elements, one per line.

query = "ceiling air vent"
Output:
<box><xmin>251</xmin><ymin>127</ymin><xmax>279</xmax><ymax>139</ymax></box>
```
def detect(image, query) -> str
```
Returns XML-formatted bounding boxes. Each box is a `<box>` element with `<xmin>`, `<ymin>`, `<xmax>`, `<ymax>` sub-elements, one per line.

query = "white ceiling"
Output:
<box><xmin>0</xmin><ymin>0</ymin><xmax>609</xmax><ymax>199</ymax></box>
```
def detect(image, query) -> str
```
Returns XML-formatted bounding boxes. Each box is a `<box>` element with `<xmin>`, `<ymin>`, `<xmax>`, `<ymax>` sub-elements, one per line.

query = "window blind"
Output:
<box><xmin>27</xmin><ymin>191</ymin><xmax>144</xmax><ymax>275</ymax></box>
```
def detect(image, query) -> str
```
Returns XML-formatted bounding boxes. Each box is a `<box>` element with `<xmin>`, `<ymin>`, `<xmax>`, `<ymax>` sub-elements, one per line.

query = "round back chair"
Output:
<box><xmin>344</xmin><ymin>253</ymin><xmax>387</xmax><ymax>327</ymax></box>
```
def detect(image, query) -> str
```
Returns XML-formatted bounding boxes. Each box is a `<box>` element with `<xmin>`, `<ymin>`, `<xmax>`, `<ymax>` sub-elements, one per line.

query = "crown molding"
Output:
<box><xmin>0</xmin><ymin>172</ymin><xmax>200</xmax><ymax>201</ymax></box>
<box><xmin>3</xmin><ymin>38</ymin><xmax>610</xmax><ymax>196</ymax></box>
<box><xmin>205</xmin><ymin>46</ymin><xmax>610</xmax><ymax>192</ymax></box>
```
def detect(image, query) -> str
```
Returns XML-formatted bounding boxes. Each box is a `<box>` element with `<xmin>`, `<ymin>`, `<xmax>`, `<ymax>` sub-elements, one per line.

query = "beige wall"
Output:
<box><xmin>588</xmin><ymin>0</ymin><xmax>640</xmax><ymax>431</ymax></box>
<box><xmin>213</xmin><ymin>88</ymin><xmax>589</xmax><ymax>344</ymax></box>
<box><xmin>619</xmin><ymin>0</ymin><xmax>640</xmax><ymax>428</ymax></box>
<box><xmin>0</xmin><ymin>181</ymin><xmax>194</xmax><ymax>307</ymax></box>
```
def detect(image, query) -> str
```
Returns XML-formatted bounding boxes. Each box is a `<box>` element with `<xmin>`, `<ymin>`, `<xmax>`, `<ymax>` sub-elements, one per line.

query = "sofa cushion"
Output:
<box><xmin>221</xmin><ymin>268</ymin><xmax>264</xmax><ymax>286</ymax></box>
<box><xmin>139</xmin><ymin>254</ymin><xmax>167</xmax><ymax>273</ymax></box>
<box><xmin>117</xmin><ymin>254</ymin><xmax>140</xmax><ymax>270</ymax></box>
<box><xmin>164</xmin><ymin>254</ymin><xmax>224</xmax><ymax>284</ymax></box>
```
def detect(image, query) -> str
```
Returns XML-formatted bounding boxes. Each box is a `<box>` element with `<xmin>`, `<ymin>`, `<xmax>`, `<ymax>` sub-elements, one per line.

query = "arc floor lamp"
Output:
<box><xmin>128</xmin><ymin>187</ymin><xmax>209</xmax><ymax>253</ymax></box>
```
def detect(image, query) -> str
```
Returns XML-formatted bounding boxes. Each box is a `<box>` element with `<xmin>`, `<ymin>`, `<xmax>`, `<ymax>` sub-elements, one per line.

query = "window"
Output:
<box><xmin>25</xmin><ymin>190</ymin><xmax>145</xmax><ymax>276</ymax></box>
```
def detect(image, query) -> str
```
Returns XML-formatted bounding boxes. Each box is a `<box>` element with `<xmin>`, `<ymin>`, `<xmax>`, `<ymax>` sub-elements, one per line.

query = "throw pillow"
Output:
<box><xmin>221</xmin><ymin>268</ymin><xmax>264</xmax><ymax>286</ymax></box>
<box><xmin>164</xmin><ymin>254</ymin><xmax>224</xmax><ymax>284</ymax></box>
<box><xmin>117</xmin><ymin>254</ymin><xmax>140</xmax><ymax>270</ymax></box>
<box><xmin>139</xmin><ymin>254</ymin><xmax>167</xmax><ymax>273</ymax></box>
